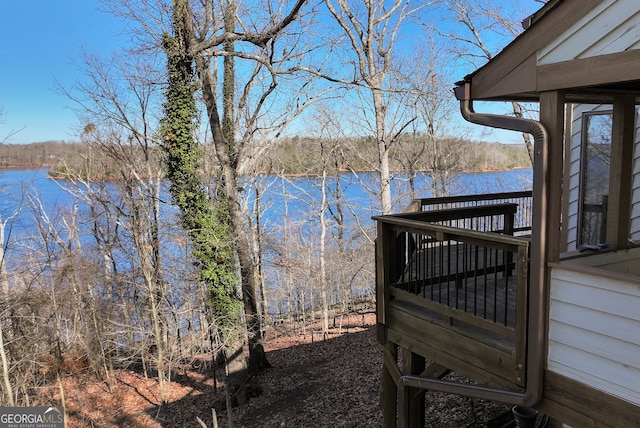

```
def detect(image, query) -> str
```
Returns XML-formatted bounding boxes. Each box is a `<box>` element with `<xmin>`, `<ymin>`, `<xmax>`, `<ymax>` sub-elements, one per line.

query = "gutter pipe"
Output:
<box><xmin>397</xmin><ymin>82</ymin><xmax>548</xmax><ymax>426</ymax></box>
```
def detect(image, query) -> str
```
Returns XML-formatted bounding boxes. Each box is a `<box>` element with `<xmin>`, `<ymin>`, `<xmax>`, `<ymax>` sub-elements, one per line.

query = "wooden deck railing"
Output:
<box><xmin>406</xmin><ymin>190</ymin><xmax>533</xmax><ymax>235</ymax></box>
<box><xmin>374</xmin><ymin>196</ymin><xmax>531</xmax><ymax>348</ymax></box>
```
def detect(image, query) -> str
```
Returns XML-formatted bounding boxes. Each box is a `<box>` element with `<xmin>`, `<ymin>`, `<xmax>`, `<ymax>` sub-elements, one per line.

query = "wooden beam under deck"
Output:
<box><xmin>386</xmin><ymin>300</ymin><xmax>523</xmax><ymax>389</ymax></box>
<box><xmin>537</xmin><ymin>371</ymin><xmax>640</xmax><ymax>428</ymax></box>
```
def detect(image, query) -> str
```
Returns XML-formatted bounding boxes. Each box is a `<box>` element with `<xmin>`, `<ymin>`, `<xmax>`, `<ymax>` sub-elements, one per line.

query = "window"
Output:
<box><xmin>578</xmin><ymin>111</ymin><xmax>612</xmax><ymax>247</ymax></box>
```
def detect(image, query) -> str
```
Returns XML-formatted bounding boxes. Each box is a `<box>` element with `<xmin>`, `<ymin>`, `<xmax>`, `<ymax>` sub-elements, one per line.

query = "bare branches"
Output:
<box><xmin>431</xmin><ymin>0</ymin><xmax>539</xmax><ymax>164</ymax></box>
<box><xmin>54</xmin><ymin>51</ymin><xmax>164</xmax><ymax>152</ymax></box>
<box><xmin>324</xmin><ymin>0</ymin><xmax>436</xmax><ymax>88</ymax></box>
<box><xmin>454</xmin><ymin>1</ymin><xmax>492</xmax><ymax>59</ymax></box>
<box><xmin>0</xmin><ymin>108</ymin><xmax>25</xmax><ymax>145</ymax></box>
<box><xmin>320</xmin><ymin>0</ymin><xmax>441</xmax><ymax>214</ymax></box>
<box><xmin>426</xmin><ymin>0</ymin><xmax>535</xmax><ymax>70</ymax></box>
<box><xmin>186</xmin><ymin>0</ymin><xmax>307</xmax><ymax>55</ymax></box>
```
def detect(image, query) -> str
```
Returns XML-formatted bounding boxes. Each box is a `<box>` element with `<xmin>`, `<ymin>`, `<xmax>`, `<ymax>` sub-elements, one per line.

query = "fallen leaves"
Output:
<box><xmin>38</xmin><ymin>313</ymin><xmax>510</xmax><ymax>427</ymax></box>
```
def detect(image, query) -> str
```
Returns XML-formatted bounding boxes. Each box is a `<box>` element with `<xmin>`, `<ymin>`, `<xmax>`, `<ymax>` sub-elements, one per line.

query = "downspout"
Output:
<box><xmin>397</xmin><ymin>82</ymin><xmax>548</xmax><ymax>423</ymax></box>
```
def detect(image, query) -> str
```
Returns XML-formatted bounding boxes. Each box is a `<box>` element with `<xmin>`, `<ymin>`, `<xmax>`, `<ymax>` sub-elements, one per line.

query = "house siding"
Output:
<box><xmin>565</xmin><ymin>104</ymin><xmax>582</xmax><ymax>251</ymax></box>
<box><xmin>548</xmin><ymin>267</ymin><xmax>640</xmax><ymax>406</ymax></box>
<box><xmin>538</xmin><ymin>0</ymin><xmax>640</xmax><ymax>65</ymax></box>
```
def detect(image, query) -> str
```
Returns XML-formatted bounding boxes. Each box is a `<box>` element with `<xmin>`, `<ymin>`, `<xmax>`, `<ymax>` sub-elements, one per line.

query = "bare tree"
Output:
<box><xmin>311</xmin><ymin>106</ymin><xmax>375</xmax><ymax>333</ymax></box>
<box><xmin>0</xmin><ymin>107</ymin><xmax>25</xmax><ymax>145</ymax></box>
<box><xmin>0</xmin><ymin>187</ymin><xmax>21</xmax><ymax>406</ymax></box>
<box><xmin>0</xmin><ymin>310</ymin><xmax>14</xmax><ymax>406</ymax></box>
<box><xmin>166</xmin><ymin>0</ymin><xmax>327</xmax><ymax>374</ymax></box>
<box><xmin>241</xmin><ymin>171</ymin><xmax>276</xmax><ymax>339</ymax></box>
<box><xmin>431</xmin><ymin>0</ymin><xmax>542</xmax><ymax>163</ymax></box>
<box><xmin>318</xmin><ymin>142</ymin><xmax>330</xmax><ymax>337</ymax></box>
<box><xmin>390</xmin><ymin>41</ymin><xmax>465</xmax><ymax>199</ymax></box>
<box><xmin>59</xmin><ymin>51</ymin><xmax>175</xmax><ymax>402</ymax></box>
<box><xmin>322</xmin><ymin>0</ymin><xmax>438</xmax><ymax>214</ymax></box>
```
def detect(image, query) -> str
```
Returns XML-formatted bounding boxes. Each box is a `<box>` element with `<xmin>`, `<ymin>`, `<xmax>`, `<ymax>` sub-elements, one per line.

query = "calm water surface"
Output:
<box><xmin>0</xmin><ymin>167</ymin><xmax>532</xmax><ymax>311</ymax></box>
<box><xmin>0</xmin><ymin>167</ymin><xmax>533</xmax><ymax>246</ymax></box>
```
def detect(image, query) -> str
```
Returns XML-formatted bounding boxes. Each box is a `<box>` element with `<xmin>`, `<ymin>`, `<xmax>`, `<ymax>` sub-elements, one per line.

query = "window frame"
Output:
<box><xmin>577</xmin><ymin>109</ymin><xmax>613</xmax><ymax>248</ymax></box>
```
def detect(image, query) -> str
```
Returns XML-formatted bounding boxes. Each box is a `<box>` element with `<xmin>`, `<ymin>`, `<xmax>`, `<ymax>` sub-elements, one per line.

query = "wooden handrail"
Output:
<box><xmin>386</xmin><ymin>203</ymin><xmax>517</xmax><ymax>233</ymax></box>
<box><xmin>416</xmin><ymin>190</ymin><xmax>532</xmax><ymax>207</ymax></box>
<box><xmin>372</xmin><ymin>213</ymin><xmax>527</xmax><ymax>247</ymax></box>
<box><xmin>409</xmin><ymin>191</ymin><xmax>533</xmax><ymax>234</ymax></box>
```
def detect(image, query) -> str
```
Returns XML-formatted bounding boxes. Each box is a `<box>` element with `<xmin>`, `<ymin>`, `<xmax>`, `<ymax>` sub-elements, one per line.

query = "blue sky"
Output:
<box><xmin>0</xmin><ymin>0</ymin><xmax>541</xmax><ymax>146</ymax></box>
<box><xmin>0</xmin><ymin>1</ymin><xmax>124</xmax><ymax>144</ymax></box>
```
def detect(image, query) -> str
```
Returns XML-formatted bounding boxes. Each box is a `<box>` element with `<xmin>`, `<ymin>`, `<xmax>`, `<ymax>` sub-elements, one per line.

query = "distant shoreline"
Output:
<box><xmin>0</xmin><ymin>164</ymin><xmax>51</xmax><ymax>170</ymax></box>
<box><xmin>0</xmin><ymin>164</ymin><xmax>532</xmax><ymax>175</ymax></box>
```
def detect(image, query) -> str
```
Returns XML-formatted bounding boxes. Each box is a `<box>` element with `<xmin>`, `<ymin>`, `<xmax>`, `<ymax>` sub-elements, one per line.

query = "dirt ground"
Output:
<box><xmin>39</xmin><ymin>313</ymin><xmax>515</xmax><ymax>427</ymax></box>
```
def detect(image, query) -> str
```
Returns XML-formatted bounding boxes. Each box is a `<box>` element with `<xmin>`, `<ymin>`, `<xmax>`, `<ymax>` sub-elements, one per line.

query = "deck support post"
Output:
<box><xmin>381</xmin><ymin>341</ymin><xmax>398</xmax><ymax>428</ymax></box>
<box><xmin>402</xmin><ymin>349</ymin><xmax>425</xmax><ymax>428</ymax></box>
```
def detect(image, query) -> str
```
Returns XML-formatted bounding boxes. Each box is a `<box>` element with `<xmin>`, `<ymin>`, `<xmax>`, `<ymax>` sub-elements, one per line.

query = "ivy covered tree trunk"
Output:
<box><xmin>160</xmin><ymin>1</ymin><xmax>249</xmax><ymax>405</ymax></box>
<box><xmin>190</xmin><ymin>0</ymin><xmax>271</xmax><ymax>373</ymax></box>
<box><xmin>162</xmin><ymin>0</ymin><xmax>307</xmax><ymax>376</ymax></box>
<box><xmin>197</xmin><ymin>58</ymin><xmax>272</xmax><ymax>372</ymax></box>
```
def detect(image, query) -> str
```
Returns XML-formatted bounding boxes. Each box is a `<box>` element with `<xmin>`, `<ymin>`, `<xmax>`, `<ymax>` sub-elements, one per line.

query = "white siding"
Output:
<box><xmin>539</xmin><ymin>0</ymin><xmax>640</xmax><ymax>66</ymax></box>
<box><xmin>549</xmin><ymin>267</ymin><xmax>640</xmax><ymax>405</ymax></box>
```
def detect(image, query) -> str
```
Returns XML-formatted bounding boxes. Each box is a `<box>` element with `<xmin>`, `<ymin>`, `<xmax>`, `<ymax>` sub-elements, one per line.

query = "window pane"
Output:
<box><xmin>579</xmin><ymin>112</ymin><xmax>612</xmax><ymax>247</ymax></box>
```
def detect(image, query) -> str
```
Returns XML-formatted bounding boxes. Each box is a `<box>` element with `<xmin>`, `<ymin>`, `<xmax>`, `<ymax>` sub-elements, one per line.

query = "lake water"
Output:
<box><xmin>244</xmin><ymin>167</ymin><xmax>532</xmax><ymax>228</ymax></box>
<box><xmin>0</xmin><ymin>167</ymin><xmax>533</xmax><ymax>241</ymax></box>
<box><xmin>0</xmin><ymin>167</ymin><xmax>532</xmax><ymax>310</ymax></box>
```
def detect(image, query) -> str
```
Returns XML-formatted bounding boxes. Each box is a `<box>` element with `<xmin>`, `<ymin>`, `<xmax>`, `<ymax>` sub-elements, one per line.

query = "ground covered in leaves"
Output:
<box><xmin>39</xmin><ymin>314</ymin><xmax>514</xmax><ymax>427</ymax></box>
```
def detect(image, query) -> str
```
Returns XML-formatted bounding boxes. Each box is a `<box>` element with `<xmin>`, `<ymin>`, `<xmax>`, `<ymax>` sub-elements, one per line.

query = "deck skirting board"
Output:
<box><xmin>538</xmin><ymin>370</ymin><xmax>640</xmax><ymax>428</ymax></box>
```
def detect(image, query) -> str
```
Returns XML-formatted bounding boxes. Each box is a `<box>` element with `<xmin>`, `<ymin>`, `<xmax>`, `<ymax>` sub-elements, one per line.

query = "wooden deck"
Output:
<box><xmin>395</xmin><ymin>243</ymin><xmax>520</xmax><ymax>328</ymax></box>
<box><xmin>374</xmin><ymin>197</ymin><xmax>532</xmax><ymax>402</ymax></box>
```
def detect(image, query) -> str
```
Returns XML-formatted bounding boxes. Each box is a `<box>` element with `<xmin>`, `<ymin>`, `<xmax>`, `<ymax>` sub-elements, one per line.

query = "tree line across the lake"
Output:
<box><xmin>0</xmin><ymin>137</ymin><xmax>530</xmax><ymax>176</ymax></box>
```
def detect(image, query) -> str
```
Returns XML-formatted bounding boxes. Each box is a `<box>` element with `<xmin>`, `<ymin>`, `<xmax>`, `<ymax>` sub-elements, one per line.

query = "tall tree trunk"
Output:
<box><xmin>200</xmin><ymin>67</ymin><xmax>270</xmax><ymax>370</ymax></box>
<box><xmin>251</xmin><ymin>181</ymin><xmax>269</xmax><ymax>338</ymax></box>
<box><xmin>162</xmin><ymin>0</ymin><xmax>250</xmax><ymax>405</ymax></box>
<box><xmin>193</xmin><ymin>1</ymin><xmax>270</xmax><ymax>372</ymax></box>
<box><xmin>373</xmin><ymin>87</ymin><xmax>392</xmax><ymax>215</ymax></box>
<box><xmin>319</xmin><ymin>164</ymin><xmax>329</xmax><ymax>337</ymax></box>
<box><xmin>147</xmin><ymin>275</ymin><xmax>167</xmax><ymax>403</ymax></box>
<box><xmin>0</xmin><ymin>322</ymin><xmax>14</xmax><ymax>406</ymax></box>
